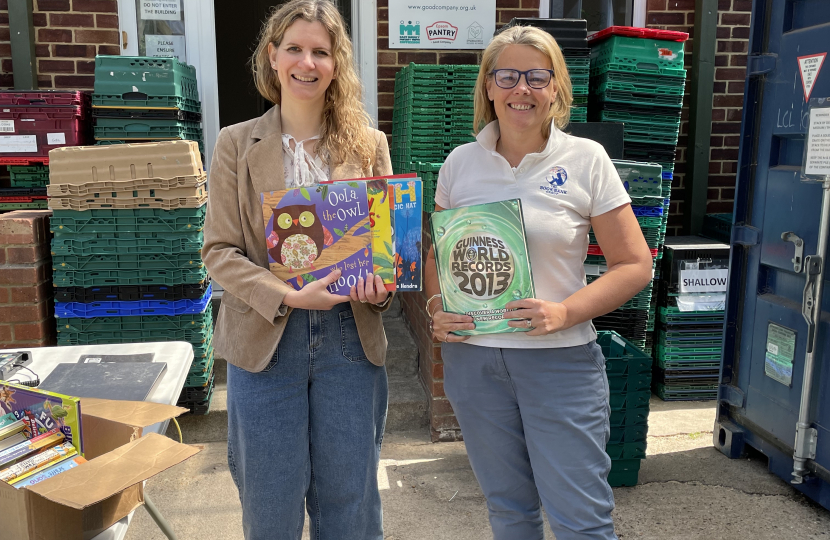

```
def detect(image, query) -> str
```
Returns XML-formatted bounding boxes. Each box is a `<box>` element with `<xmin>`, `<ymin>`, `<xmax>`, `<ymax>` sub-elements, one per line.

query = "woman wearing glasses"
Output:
<box><xmin>423</xmin><ymin>26</ymin><xmax>653</xmax><ymax>540</ymax></box>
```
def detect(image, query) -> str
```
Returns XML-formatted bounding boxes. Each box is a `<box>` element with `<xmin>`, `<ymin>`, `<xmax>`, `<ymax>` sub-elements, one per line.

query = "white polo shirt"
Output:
<box><xmin>435</xmin><ymin>120</ymin><xmax>631</xmax><ymax>349</ymax></box>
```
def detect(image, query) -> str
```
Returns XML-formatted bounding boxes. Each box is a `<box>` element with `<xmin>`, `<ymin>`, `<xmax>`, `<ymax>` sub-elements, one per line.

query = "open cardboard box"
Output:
<box><xmin>0</xmin><ymin>398</ymin><xmax>200</xmax><ymax>540</ymax></box>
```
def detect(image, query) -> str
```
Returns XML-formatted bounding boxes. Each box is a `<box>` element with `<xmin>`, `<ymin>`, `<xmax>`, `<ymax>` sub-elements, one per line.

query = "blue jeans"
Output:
<box><xmin>226</xmin><ymin>303</ymin><xmax>388</xmax><ymax>540</ymax></box>
<box><xmin>442</xmin><ymin>341</ymin><xmax>617</xmax><ymax>540</ymax></box>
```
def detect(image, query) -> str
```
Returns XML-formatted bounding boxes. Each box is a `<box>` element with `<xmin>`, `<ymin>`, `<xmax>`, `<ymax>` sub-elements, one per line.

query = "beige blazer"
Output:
<box><xmin>202</xmin><ymin>106</ymin><xmax>394</xmax><ymax>372</ymax></box>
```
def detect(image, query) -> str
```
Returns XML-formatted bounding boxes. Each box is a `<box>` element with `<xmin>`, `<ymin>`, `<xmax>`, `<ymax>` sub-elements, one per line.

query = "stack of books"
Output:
<box><xmin>0</xmin><ymin>383</ymin><xmax>87</xmax><ymax>488</ymax></box>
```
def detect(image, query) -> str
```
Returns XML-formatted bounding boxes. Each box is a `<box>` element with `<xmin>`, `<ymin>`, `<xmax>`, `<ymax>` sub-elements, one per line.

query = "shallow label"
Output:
<box><xmin>679</xmin><ymin>269</ymin><xmax>728</xmax><ymax>293</ymax></box>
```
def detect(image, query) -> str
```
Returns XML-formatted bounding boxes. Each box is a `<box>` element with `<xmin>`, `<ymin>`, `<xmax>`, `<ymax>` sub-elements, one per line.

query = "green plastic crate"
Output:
<box><xmin>94</xmin><ymin>122</ymin><xmax>202</xmax><ymax>141</ymax></box>
<box><xmin>51</xmin><ymin>207</ymin><xmax>205</xmax><ymax>234</ymax></box>
<box><xmin>93</xmin><ymin>94</ymin><xmax>201</xmax><ymax>112</ymax></box>
<box><xmin>0</xmin><ymin>201</ymin><xmax>48</xmax><ymax>210</ymax></box>
<box><xmin>53</xmin><ymin>266</ymin><xmax>208</xmax><ymax>288</ymax></box>
<box><xmin>185</xmin><ymin>349</ymin><xmax>215</xmax><ymax>387</ymax></box>
<box><xmin>8</xmin><ymin>165</ymin><xmax>50</xmax><ymax>187</ymax></box>
<box><xmin>612</xmin><ymin>160</ymin><xmax>663</xmax><ymax>197</ymax></box>
<box><xmin>94</xmin><ymin>55</ymin><xmax>199</xmax><ymax>101</ymax></box>
<box><xmin>51</xmin><ymin>231</ymin><xmax>204</xmax><ymax>256</ymax></box>
<box><xmin>608</xmin><ymin>424</ymin><xmax>648</xmax><ymax>444</ymax></box>
<box><xmin>591</xmin><ymin>36</ymin><xmax>686</xmax><ymax>75</ymax></box>
<box><xmin>53</xmin><ymin>252</ymin><xmax>203</xmax><ymax>271</ymax></box>
<box><xmin>609</xmin><ymin>407</ymin><xmax>649</xmax><ymax>427</ymax></box>
<box><xmin>607</xmin><ymin>458</ymin><xmax>641</xmax><ymax>487</ymax></box>
<box><xmin>596</xmin><ymin>109</ymin><xmax>682</xmax><ymax>129</ymax></box>
<box><xmin>608</xmin><ymin>372</ymin><xmax>653</xmax><ymax>394</ymax></box>
<box><xmin>605</xmin><ymin>440</ymin><xmax>647</xmax><ymax>460</ymax></box>
<box><xmin>596</xmin><ymin>89</ymin><xmax>684</xmax><ymax>108</ymax></box>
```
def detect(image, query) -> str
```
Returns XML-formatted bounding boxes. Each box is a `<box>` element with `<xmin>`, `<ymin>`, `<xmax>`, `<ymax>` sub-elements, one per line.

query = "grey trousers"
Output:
<box><xmin>442</xmin><ymin>340</ymin><xmax>618</xmax><ymax>540</ymax></box>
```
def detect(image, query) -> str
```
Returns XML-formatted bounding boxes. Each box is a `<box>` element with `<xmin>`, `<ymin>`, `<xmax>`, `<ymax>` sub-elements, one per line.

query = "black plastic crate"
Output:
<box><xmin>55</xmin><ymin>279</ymin><xmax>211</xmax><ymax>302</ymax></box>
<box><xmin>660</xmin><ymin>236</ymin><xmax>730</xmax><ymax>295</ymax></box>
<box><xmin>92</xmin><ymin>108</ymin><xmax>202</xmax><ymax>122</ymax></box>
<box><xmin>502</xmin><ymin>18</ymin><xmax>588</xmax><ymax>49</ymax></box>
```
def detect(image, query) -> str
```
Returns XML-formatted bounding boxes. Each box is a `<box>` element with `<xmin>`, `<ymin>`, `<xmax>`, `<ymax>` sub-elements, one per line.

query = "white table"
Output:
<box><xmin>0</xmin><ymin>341</ymin><xmax>194</xmax><ymax>540</ymax></box>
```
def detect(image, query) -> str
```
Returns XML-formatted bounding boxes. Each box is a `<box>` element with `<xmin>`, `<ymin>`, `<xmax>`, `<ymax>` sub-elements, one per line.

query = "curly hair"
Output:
<box><xmin>252</xmin><ymin>0</ymin><xmax>375</xmax><ymax>168</ymax></box>
<box><xmin>473</xmin><ymin>25</ymin><xmax>573</xmax><ymax>138</ymax></box>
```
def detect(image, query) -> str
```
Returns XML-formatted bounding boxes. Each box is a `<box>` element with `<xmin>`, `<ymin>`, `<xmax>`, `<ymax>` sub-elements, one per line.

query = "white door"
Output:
<box><xmin>117</xmin><ymin>0</ymin><xmax>219</xmax><ymax>169</ymax></box>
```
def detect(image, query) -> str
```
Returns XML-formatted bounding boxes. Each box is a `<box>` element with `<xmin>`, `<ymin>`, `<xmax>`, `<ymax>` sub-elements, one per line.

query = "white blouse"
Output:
<box><xmin>282</xmin><ymin>133</ymin><xmax>330</xmax><ymax>188</ymax></box>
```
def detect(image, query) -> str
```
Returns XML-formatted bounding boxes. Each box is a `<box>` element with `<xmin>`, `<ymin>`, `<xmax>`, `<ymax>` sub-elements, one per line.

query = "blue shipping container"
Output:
<box><xmin>714</xmin><ymin>0</ymin><xmax>830</xmax><ymax>510</ymax></box>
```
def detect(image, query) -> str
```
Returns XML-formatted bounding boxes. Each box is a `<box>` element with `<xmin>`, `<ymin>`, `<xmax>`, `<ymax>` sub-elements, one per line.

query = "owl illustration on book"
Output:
<box><xmin>266</xmin><ymin>204</ymin><xmax>334</xmax><ymax>272</ymax></box>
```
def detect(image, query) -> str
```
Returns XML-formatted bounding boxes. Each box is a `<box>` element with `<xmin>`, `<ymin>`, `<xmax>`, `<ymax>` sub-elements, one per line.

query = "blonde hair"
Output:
<box><xmin>473</xmin><ymin>26</ymin><xmax>573</xmax><ymax>137</ymax></box>
<box><xmin>252</xmin><ymin>0</ymin><xmax>375</xmax><ymax>168</ymax></box>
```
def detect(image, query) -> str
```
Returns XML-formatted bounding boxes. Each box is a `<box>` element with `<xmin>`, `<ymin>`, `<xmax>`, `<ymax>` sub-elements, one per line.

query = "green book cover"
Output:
<box><xmin>430</xmin><ymin>199</ymin><xmax>535</xmax><ymax>335</ymax></box>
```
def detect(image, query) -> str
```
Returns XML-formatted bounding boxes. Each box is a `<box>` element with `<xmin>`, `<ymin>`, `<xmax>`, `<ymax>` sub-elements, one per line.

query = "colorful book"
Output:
<box><xmin>0</xmin><ymin>432</ymin><xmax>26</xmax><ymax>454</ymax></box>
<box><xmin>0</xmin><ymin>412</ymin><xmax>26</xmax><ymax>441</ymax></box>
<box><xmin>13</xmin><ymin>455</ymin><xmax>87</xmax><ymax>489</ymax></box>
<box><xmin>366</xmin><ymin>179</ymin><xmax>397</xmax><ymax>292</ymax></box>
<box><xmin>2</xmin><ymin>441</ymin><xmax>77</xmax><ymax>484</ymax></box>
<box><xmin>430</xmin><ymin>199</ymin><xmax>536</xmax><ymax>335</ymax></box>
<box><xmin>261</xmin><ymin>182</ymin><xmax>373</xmax><ymax>295</ymax></box>
<box><xmin>389</xmin><ymin>178</ymin><xmax>423</xmax><ymax>292</ymax></box>
<box><xmin>0</xmin><ymin>428</ymin><xmax>63</xmax><ymax>469</ymax></box>
<box><xmin>0</xmin><ymin>381</ymin><xmax>83</xmax><ymax>456</ymax></box>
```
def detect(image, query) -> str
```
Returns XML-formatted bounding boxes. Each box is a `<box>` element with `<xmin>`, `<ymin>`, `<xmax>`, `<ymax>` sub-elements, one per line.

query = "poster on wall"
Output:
<box><xmin>388</xmin><ymin>0</ymin><xmax>496</xmax><ymax>50</ymax></box>
<box><xmin>145</xmin><ymin>34</ymin><xmax>186</xmax><ymax>62</ymax></box>
<box><xmin>140</xmin><ymin>0</ymin><xmax>181</xmax><ymax>21</ymax></box>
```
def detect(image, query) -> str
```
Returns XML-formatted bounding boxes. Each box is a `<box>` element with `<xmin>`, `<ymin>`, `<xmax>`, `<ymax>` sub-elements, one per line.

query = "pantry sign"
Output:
<box><xmin>389</xmin><ymin>0</ymin><xmax>495</xmax><ymax>50</ymax></box>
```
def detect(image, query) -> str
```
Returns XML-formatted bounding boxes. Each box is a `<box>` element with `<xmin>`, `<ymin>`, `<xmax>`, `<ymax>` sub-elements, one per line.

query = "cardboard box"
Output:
<box><xmin>0</xmin><ymin>398</ymin><xmax>199</xmax><ymax>540</ymax></box>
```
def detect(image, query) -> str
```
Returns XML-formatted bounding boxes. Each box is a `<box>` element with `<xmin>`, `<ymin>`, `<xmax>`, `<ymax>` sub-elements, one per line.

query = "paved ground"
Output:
<box><xmin>124</xmin><ymin>396</ymin><xmax>830</xmax><ymax>540</ymax></box>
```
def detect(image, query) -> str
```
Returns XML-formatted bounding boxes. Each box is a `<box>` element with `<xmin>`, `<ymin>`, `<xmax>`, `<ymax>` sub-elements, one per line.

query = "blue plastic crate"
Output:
<box><xmin>632</xmin><ymin>205</ymin><xmax>664</xmax><ymax>217</ymax></box>
<box><xmin>55</xmin><ymin>284</ymin><xmax>212</xmax><ymax>318</ymax></box>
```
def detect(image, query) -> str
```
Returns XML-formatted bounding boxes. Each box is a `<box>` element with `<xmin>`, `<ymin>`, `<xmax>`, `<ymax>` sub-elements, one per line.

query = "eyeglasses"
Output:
<box><xmin>489</xmin><ymin>69</ymin><xmax>555</xmax><ymax>89</ymax></box>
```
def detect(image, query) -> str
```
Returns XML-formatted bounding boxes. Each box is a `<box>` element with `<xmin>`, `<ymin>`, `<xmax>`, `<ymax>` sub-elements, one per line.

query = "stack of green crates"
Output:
<box><xmin>655</xmin><ymin>307</ymin><xmax>723</xmax><ymax>400</ymax></box>
<box><xmin>589</xmin><ymin>161</ymin><xmax>663</xmax><ymax>351</ymax></box>
<box><xmin>589</xmin><ymin>32</ymin><xmax>687</xmax><ymax>174</ymax></box>
<box><xmin>92</xmin><ymin>56</ymin><xmax>204</xmax><ymax>155</ymax></box>
<box><xmin>598</xmin><ymin>330</ymin><xmax>651</xmax><ymax>487</ymax></box>
<box><xmin>391</xmin><ymin>64</ymin><xmax>478</xmax><ymax>212</ymax></box>
<box><xmin>565</xmin><ymin>53</ymin><xmax>589</xmax><ymax>123</ymax></box>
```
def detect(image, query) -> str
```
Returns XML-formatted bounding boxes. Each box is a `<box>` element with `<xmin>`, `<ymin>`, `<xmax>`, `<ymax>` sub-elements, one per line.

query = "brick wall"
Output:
<box><xmin>646</xmin><ymin>0</ymin><xmax>751</xmax><ymax>234</ymax></box>
<box><xmin>0</xmin><ymin>0</ymin><xmax>119</xmax><ymax>90</ymax></box>
<box><xmin>380</xmin><ymin>0</ymin><xmax>540</xmax><ymax>442</ymax></box>
<box><xmin>0</xmin><ymin>211</ymin><xmax>56</xmax><ymax>349</ymax></box>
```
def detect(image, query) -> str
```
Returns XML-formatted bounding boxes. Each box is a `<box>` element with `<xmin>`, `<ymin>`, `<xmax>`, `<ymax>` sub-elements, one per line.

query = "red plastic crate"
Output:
<box><xmin>0</xmin><ymin>109</ymin><xmax>91</xmax><ymax>162</ymax></box>
<box><xmin>0</xmin><ymin>196</ymin><xmax>48</xmax><ymax>202</ymax></box>
<box><xmin>588</xmin><ymin>244</ymin><xmax>659</xmax><ymax>258</ymax></box>
<box><xmin>588</xmin><ymin>26</ymin><xmax>689</xmax><ymax>43</ymax></box>
<box><xmin>0</xmin><ymin>91</ymin><xmax>89</xmax><ymax>107</ymax></box>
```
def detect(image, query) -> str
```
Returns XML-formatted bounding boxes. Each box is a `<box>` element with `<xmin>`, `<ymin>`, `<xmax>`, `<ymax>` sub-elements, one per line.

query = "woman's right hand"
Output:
<box><xmin>431</xmin><ymin>307</ymin><xmax>475</xmax><ymax>342</ymax></box>
<box><xmin>283</xmin><ymin>269</ymin><xmax>351</xmax><ymax>311</ymax></box>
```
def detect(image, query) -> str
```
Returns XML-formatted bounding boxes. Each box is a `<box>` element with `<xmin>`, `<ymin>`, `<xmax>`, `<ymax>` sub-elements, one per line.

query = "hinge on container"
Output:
<box><xmin>719</xmin><ymin>384</ymin><xmax>745</xmax><ymax>408</ymax></box>
<box><xmin>732</xmin><ymin>225</ymin><xmax>761</xmax><ymax>246</ymax></box>
<box><xmin>748</xmin><ymin>53</ymin><xmax>778</xmax><ymax>76</ymax></box>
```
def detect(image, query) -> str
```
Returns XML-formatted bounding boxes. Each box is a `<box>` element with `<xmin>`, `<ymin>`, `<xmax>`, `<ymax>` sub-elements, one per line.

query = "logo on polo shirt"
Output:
<box><xmin>541</xmin><ymin>166</ymin><xmax>568</xmax><ymax>195</ymax></box>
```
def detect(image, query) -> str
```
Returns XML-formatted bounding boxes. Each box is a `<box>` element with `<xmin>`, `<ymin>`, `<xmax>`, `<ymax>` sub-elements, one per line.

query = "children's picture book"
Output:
<box><xmin>0</xmin><ymin>382</ymin><xmax>83</xmax><ymax>456</ymax></box>
<box><xmin>366</xmin><ymin>179</ymin><xmax>396</xmax><ymax>292</ymax></box>
<box><xmin>324</xmin><ymin>174</ymin><xmax>424</xmax><ymax>292</ymax></box>
<box><xmin>261</xmin><ymin>182</ymin><xmax>373</xmax><ymax>296</ymax></box>
<box><xmin>0</xmin><ymin>428</ymin><xmax>63</xmax><ymax>469</ymax></box>
<box><xmin>430</xmin><ymin>199</ymin><xmax>536</xmax><ymax>335</ymax></box>
<box><xmin>389</xmin><ymin>178</ymin><xmax>423</xmax><ymax>292</ymax></box>
<box><xmin>2</xmin><ymin>440</ymin><xmax>77</xmax><ymax>484</ymax></box>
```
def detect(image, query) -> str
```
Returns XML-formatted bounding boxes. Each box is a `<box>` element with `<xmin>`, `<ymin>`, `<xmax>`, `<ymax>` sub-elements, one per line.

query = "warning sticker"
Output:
<box><xmin>764</xmin><ymin>323</ymin><xmax>796</xmax><ymax>386</ymax></box>
<box><xmin>798</xmin><ymin>53</ymin><xmax>826</xmax><ymax>102</ymax></box>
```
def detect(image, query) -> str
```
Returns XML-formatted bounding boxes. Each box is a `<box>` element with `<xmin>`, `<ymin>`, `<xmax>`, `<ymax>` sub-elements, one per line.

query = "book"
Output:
<box><xmin>366</xmin><ymin>179</ymin><xmax>397</xmax><ymax>292</ymax></box>
<box><xmin>0</xmin><ymin>381</ymin><xmax>84</xmax><ymax>456</ymax></box>
<box><xmin>13</xmin><ymin>455</ymin><xmax>87</xmax><ymax>489</ymax></box>
<box><xmin>0</xmin><ymin>433</ymin><xmax>26</xmax><ymax>454</ymax></box>
<box><xmin>430</xmin><ymin>199</ymin><xmax>536</xmax><ymax>335</ymax></box>
<box><xmin>0</xmin><ymin>428</ymin><xmax>64</xmax><ymax>469</ymax></box>
<box><xmin>324</xmin><ymin>174</ymin><xmax>424</xmax><ymax>292</ymax></box>
<box><xmin>389</xmin><ymin>178</ymin><xmax>423</xmax><ymax>292</ymax></box>
<box><xmin>2</xmin><ymin>441</ymin><xmax>77</xmax><ymax>484</ymax></box>
<box><xmin>261</xmin><ymin>182</ymin><xmax>373</xmax><ymax>296</ymax></box>
<box><xmin>0</xmin><ymin>412</ymin><xmax>25</xmax><ymax>441</ymax></box>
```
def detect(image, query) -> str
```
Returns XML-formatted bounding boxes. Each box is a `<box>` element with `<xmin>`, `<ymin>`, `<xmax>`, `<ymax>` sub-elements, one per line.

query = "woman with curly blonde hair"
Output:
<box><xmin>202</xmin><ymin>1</ymin><xmax>393</xmax><ymax>539</ymax></box>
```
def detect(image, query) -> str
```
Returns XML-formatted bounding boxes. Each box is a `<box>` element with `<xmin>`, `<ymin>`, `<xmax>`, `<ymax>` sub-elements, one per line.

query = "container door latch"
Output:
<box><xmin>781</xmin><ymin>232</ymin><xmax>805</xmax><ymax>273</ymax></box>
<box><xmin>802</xmin><ymin>255</ymin><xmax>822</xmax><ymax>354</ymax></box>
